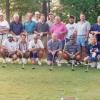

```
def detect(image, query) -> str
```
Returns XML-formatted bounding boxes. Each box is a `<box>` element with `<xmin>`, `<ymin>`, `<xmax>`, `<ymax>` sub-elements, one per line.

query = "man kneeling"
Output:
<box><xmin>84</xmin><ymin>37</ymin><xmax>100</xmax><ymax>69</ymax></box>
<box><xmin>63</xmin><ymin>35</ymin><xmax>81</xmax><ymax>65</ymax></box>
<box><xmin>28</xmin><ymin>34</ymin><xmax>44</xmax><ymax>65</ymax></box>
<box><xmin>47</xmin><ymin>34</ymin><xmax>62</xmax><ymax>66</ymax></box>
<box><xmin>0</xmin><ymin>34</ymin><xmax>18</xmax><ymax>63</ymax></box>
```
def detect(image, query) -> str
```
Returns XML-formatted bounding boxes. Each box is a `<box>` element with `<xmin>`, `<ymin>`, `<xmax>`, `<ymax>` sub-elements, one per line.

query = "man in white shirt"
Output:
<box><xmin>0</xmin><ymin>34</ymin><xmax>18</xmax><ymax>61</ymax></box>
<box><xmin>0</xmin><ymin>12</ymin><xmax>10</xmax><ymax>44</ymax></box>
<box><xmin>66</xmin><ymin>15</ymin><xmax>77</xmax><ymax>42</ymax></box>
<box><xmin>76</xmin><ymin>13</ymin><xmax>91</xmax><ymax>59</ymax></box>
<box><xmin>28</xmin><ymin>34</ymin><xmax>44</xmax><ymax>65</ymax></box>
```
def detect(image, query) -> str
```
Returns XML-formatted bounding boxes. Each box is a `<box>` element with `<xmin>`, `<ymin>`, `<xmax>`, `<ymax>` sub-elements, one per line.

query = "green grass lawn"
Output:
<box><xmin>0</xmin><ymin>63</ymin><xmax>100</xmax><ymax>100</ymax></box>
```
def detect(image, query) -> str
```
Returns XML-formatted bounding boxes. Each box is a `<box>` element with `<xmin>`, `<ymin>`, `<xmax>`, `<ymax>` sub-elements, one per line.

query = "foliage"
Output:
<box><xmin>60</xmin><ymin>0</ymin><xmax>100</xmax><ymax>23</ymax></box>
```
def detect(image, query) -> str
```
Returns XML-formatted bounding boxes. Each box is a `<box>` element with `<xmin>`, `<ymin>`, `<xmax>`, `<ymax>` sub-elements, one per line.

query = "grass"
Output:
<box><xmin>0</xmin><ymin>63</ymin><xmax>100</xmax><ymax>100</ymax></box>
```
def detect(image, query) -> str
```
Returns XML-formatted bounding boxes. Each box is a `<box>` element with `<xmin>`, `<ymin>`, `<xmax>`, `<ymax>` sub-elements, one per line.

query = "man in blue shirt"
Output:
<box><xmin>10</xmin><ymin>13</ymin><xmax>23</xmax><ymax>36</ymax></box>
<box><xmin>47</xmin><ymin>33</ymin><xmax>62</xmax><ymax>66</ymax></box>
<box><xmin>90</xmin><ymin>16</ymin><xmax>100</xmax><ymax>43</ymax></box>
<box><xmin>23</xmin><ymin>12</ymin><xmax>37</xmax><ymax>41</ymax></box>
<box><xmin>84</xmin><ymin>37</ymin><xmax>100</xmax><ymax>68</ymax></box>
<box><xmin>63</xmin><ymin>35</ymin><xmax>81</xmax><ymax>63</ymax></box>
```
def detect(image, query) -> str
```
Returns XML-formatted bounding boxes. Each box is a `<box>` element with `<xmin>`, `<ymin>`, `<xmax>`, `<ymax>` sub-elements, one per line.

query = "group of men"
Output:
<box><xmin>0</xmin><ymin>10</ymin><xmax>100</xmax><ymax>68</ymax></box>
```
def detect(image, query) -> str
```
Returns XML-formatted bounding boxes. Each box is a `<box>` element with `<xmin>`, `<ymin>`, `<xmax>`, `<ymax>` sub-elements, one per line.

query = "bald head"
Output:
<box><xmin>52</xmin><ymin>33</ymin><xmax>58</xmax><ymax>41</ymax></box>
<box><xmin>54</xmin><ymin>16</ymin><xmax>61</xmax><ymax>24</ymax></box>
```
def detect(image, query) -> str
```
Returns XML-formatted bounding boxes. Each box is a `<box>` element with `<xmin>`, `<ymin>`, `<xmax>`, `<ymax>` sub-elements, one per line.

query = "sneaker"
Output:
<box><xmin>57</xmin><ymin>61</ymin><xmax>61</xmax><ymax>67</ymax></box>
<box><xmin>97</xmin><ymin>62</ymin><xmax>100</xmax><ymax>69</ymax></box>
<box><xmin>38</xmin><ymin>60</ymin><xmax>42</xmax><ymax>66</ymax></box>
<box><xmin>22</xmin><ymin>58</ymin><xmax>27</xmax><ymax>64</ymax></box>
<box><xmin>90</xmin><ymin>62</ymin><xmax>97</xmax><ymax>68</ymax></box>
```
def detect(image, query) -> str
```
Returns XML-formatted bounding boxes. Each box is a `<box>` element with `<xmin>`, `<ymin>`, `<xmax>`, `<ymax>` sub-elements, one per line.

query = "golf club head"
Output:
<box><xmin>32</xmin><ymin>67</ymin><xmax>35</xmax><ymax>69</ymax></box>
<box><xmin>72</xmin><ymin>68</ymin><xmax>75</xmax><ymax>71</ymax></box>
<box><xmin>2</xmin><ymin>65</ymin><xmax>6</xmax><ymax>68</ymax></box>
<box><xmin>85</xmin><ymin>70</ymin><xmax>88</xmax><ymax>72</ymax></box>
<box><xmin>49</xmin><ymin>67</ymin><xmax>53</xmax><ymax>71</ymax></box>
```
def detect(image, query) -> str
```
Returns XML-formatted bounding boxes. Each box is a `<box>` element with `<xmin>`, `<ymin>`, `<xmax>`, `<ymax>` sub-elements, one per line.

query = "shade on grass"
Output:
<box><xmin>0</xmin><ymin>63</ymin><xmax>100</xmax><ymax>100</ymax></box>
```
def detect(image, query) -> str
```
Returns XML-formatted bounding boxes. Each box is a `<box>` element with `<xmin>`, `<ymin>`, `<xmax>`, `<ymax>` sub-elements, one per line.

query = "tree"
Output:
<box><xmin>60</xmin><ymin>0</ymin><xmax>100</xmax><ymax>23</ymax></box>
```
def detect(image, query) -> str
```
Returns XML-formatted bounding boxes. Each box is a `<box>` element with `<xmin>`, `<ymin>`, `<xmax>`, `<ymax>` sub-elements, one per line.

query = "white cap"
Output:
<box><xmin>8</xmin><ymin>34</ymin><xmax>13</xmax><ymax>38</ymax></box>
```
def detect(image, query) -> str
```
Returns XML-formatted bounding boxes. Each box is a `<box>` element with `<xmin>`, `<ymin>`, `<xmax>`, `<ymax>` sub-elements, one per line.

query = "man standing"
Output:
<box><xmin>35</xmin><ymin>14</ymin><xmax>49</xmax><ymax>49</ymax></box>
<box><xmin>0</xmin><ymin>12</ymin><xmax>10</xmax><ymax>44</ymax></box>
<box><xmin>50</xmin><ymin>16</ymin><xmax>67</xmax><ymax>49</ymax></box>
<box><xmin>76</xmin><ymin>13</ymin><xmax>91</xmax><ymax>59</ymax></box>
<box><xmin>90</xmin><ymin>16</ymin><xmax>100</xmax><ymax>44</ymax></box>
<box><xmin>10</xmin><ymin>13</ymin><xmax>23</xmax><ymax>36</ymax></box>
<box><xmin>23</xmin><ymin>12</ymin><xmax>37</xmax><ymax>41</ymax></box>
<box><xmin>66</xmin><ymin>15</ymin><xmax>77</xmax><ymax>42</ymax></box>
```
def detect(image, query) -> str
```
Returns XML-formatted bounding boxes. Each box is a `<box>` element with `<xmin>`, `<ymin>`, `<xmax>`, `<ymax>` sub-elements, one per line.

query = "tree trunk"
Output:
<box><xmin>6</xmin><ymin>0</ymin><xmax>10</xmax><ymax>23</ymax></box>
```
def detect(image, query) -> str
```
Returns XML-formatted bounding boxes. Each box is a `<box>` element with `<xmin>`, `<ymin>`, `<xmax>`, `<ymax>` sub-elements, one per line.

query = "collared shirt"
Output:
<box><xmin>47</xmin><ymin>39</ymin><xmax>62</xmax><ymax>51</ymax></box>
<box><xmin>76</xmin><ymin>20</ymin><xmax>90</xmax><ymax>36</ymax></box>
<box><xmin>64</xmin><ymin>41</ymin><xmax>80</xmax><ymax>54</ymax></box>
<box><xmin>50</xmin><ymin>22</ymin><xmax>67</xmax><ymax>40</ymax></box>
<box><xmin>28</xmin><ymin>39</ymin><xmax>44</xmax><ymax>50</ymax></box>
<box><xmin>66</xmin><ymin>23</ymin><xmax>77</xmax><ymax>39</ymax></box>
<box><xmin>91</xmin><ymin>23</ymin><xmax>100</xmax><ymax>41</ymax></box>
<box><xmin>0</xmin><ymin>20</ymin><xmax>9</xmax><ymax>34</ymax></box>
<box><xmin>36</xmin><ymin>22</ymin><xmax>49</xmax><ymax>33</ymax></box>
<box><xmin>10</xmin><ymin>21</ymin><xmax>23</xmax><ymax>35</ymax></box>
<box><xmin>23</xmin><ymin>21</ymin><xmax>37</xmax><ymax>34</ymax></box>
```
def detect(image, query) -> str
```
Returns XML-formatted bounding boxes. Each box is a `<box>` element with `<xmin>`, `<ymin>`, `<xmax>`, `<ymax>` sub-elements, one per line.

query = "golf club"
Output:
<box><xmin>49</xmin><ymin>53</ymin><xmax>55</xmax><ymax>71</ymax></box>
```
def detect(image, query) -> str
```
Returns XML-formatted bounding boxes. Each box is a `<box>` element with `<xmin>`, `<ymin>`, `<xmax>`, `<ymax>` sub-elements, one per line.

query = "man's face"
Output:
<box><xmin>21</xmin><ymin>35</ymin><xmax>26</xmax><ymax>42</ymax></box>
<box><xmin>69</xmin><ymin>18</ymin><xmax>74</xmax><ymax>24</ymax></box>
<box><xmin>91</xmin><ymin>38</ymin><xmax>97</xmax><ymax>45</ymax></box>
<box><xmin>14</xmin><ymin>16</ymin><xmax>19</xmax><ymax>23</ymax></box>
<box><xmin>80</xmin><ymin>14</ymin><xmax>85</xmax><ymax>21</ymax></box>
<box><xmin>8</xmin><ymin>37</ymin><xmax>13</xmax><ymax>42</ymax></box>
<box><xmin>52</xmin><ymin>34</ymin><xmax>57</xmax><ymax>41</ymax></box>
<box><xmin>49</xmin><ymin>14</ymin><xmax>54</xmax><ymax>20</ymax></box>
<box><xmin>40</xmin><ymin>15</ymin><xmax>45</xmax><ymax>22</ymax></box>
<box><xmin>97</xmin><ymin>17</ymin><xmax>100</xmax><ymax>24</ymax></box>
<box><xmin>26</xmin><ymin>12</ymin><xmax>33</xmax><ymax>21</ymax></box>
<box><xmin>35</xmin><ymin>13</ymin><xmax>40</xmax><ymax>19</ymax></box>
<box><xmin>54</xmin><ymin>16</ymin><xmax>61</xmax><ymax>24</ymax></box>
<box><xmin>0</xmin><ymin>15</ymin><xmax>3</xmax><ymax>21</ymax></box>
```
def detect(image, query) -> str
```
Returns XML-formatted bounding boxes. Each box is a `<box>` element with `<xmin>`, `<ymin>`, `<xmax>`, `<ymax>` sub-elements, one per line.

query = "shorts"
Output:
<box><xmin>77</xmin><ymin>35</ymin><xmax>87</xmax><ymax>46</ymax></box>
<box><xmin>32</xmin><ymin>52</ymin><xmax>38</xmax><ymax>59</ymax></box>
<box><xmin>47</xmin><ymin>52</ymin><xmax>58</xmax><ymax>61</ymax></box>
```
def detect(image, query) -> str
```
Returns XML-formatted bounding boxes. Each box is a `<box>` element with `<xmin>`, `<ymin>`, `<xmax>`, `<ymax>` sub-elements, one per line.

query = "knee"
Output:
<box><xmin>63</xmin><ymin>52</ymin><xmax>69</xmax><ymax>60</ymax></box>
<box><xmin>97</xmin><ymin>55</ymin><xmax>100</xmax><ymax>61</ymax></box>
<box><xmin>12</xmin><ymin>54</ymin><xmax>17</xmax><ymax>60</ymax></box>
<box><xmin>57</xmin><ymin>51</ymin><xmax>63</xmax><ymax>56</ymax></box>
<box><xmin>38</xmin><ymin>50</ymin><xmax>44</xmax><ymax>58</ymax></box>
<box><xmin>76</xmin><ymin>55</ymin><xmax>81</xmax><ymax>61</ymax></box>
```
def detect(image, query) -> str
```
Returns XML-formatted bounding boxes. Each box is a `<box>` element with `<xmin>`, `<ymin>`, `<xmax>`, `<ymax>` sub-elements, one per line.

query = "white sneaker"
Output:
<box><xmin>90</xmin><ymin>62</ymin><xmax>97</xmax><ymax>68</ymax></box>
<box><xmin>97</xmin><ymin>62</ymin><xmax>100</xmax><ymax>69</ymax></box>
<box><xmin>57</xmin><ymin>61</ymin><xmax>61</xmax><ymax>67</ymax></box>
<box><xmin>38</xmin><ymin>60</ymin><xmax>42</xmax><ymax>66</ymax></box>
<box><xmin>22</xmin><ymin>58</ymin><xmax>27</xmax><ymax>64</ymax></box>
